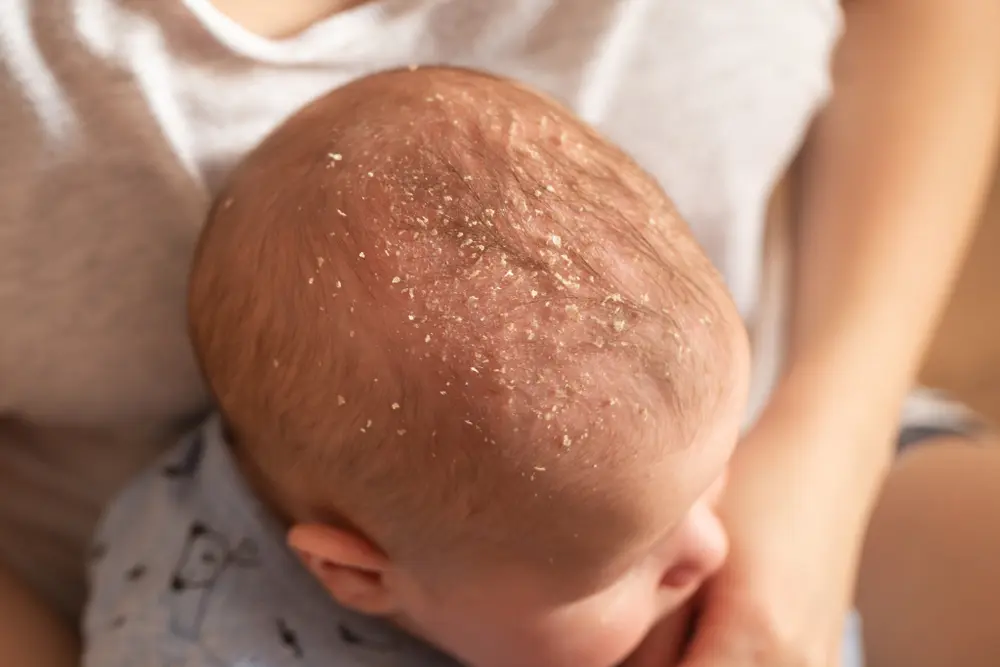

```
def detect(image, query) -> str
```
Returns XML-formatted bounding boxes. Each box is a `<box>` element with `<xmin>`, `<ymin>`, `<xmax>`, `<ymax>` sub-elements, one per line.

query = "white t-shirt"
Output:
<box><xmin>0</xmin><ymin>0</ymin><xmax>842</xmax><ymax>614</ymax></box>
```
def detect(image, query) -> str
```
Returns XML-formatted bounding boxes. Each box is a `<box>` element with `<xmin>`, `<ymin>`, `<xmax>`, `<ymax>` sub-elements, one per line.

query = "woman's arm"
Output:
<box><xmin>789</xmin><ymin>0</ymin><xmax>1000</xmax><ymax>476</ymax></box>
<box><xmin>681</xmin><ymin>1</ymin><xmax>1000</xmax><ymax>665</ymax></box>
<box><xmin>768</xmin><ymin>0</ymin><xmax>1000</xmax><ymax>582</ymax></box>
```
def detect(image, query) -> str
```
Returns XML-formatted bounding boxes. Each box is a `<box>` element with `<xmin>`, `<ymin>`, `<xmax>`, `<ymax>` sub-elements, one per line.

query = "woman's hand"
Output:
<box><xmin>676</xmin><ymin>398</ymin><xmax>872</xmax><ymax>667</ymax></box>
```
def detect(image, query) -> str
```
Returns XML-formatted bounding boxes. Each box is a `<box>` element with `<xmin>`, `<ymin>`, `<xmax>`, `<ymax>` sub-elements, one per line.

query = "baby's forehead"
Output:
<box><xmin>462</xmin><ymin>402</ymin><xmax>711</xmax><ymax>584</ymax></box>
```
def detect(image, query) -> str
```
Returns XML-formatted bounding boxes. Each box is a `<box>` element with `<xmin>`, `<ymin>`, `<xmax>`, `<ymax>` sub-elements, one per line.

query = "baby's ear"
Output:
<box><xmin>288</xmin><ymin>523</ymin><xmax>398</xmax><ymax>616</ymax></box>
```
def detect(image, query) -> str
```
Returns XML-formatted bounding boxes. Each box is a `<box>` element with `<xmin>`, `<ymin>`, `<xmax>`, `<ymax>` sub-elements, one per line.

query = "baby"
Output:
<box><xmin>83</xmin><ymin>67</ymin><xmax>751</xmax><ymax>667</ymax></box>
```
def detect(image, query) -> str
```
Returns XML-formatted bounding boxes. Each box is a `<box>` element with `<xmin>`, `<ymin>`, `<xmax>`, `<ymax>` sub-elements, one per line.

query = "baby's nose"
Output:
<box><xmin>658</xmin><ymin>499</ymin><xmax>728</xmax><ymax>591</ymax></box>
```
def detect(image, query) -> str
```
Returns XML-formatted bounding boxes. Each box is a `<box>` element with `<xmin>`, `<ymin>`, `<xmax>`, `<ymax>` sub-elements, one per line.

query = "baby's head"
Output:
<box><xmin>189</xmin><ymin>67</ymin><xmax>749</xmax><ymax>667</ymax></box>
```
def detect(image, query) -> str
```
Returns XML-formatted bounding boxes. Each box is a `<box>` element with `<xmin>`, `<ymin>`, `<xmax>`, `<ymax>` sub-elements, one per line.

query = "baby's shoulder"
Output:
<box><xmin>80</xmin><ymin>430</ymin><xmax>256</xmax><ymax>664</ymax></box>
<box><xmin>83</xmin><ymin>421</ymin><xmax>456</xmax><ymax>667</ymax></box>
<box><xmin>83</xmin><ymin>512</ymin><xmax>449</xmax><ymax>667</ymax></box>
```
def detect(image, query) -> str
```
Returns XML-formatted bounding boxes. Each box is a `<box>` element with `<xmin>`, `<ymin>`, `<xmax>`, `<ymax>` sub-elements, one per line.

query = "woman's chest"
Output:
<box><xmin>0</xmin><ymin>0</ymin><xmax>841</xmax><ymax>423</ymax></box>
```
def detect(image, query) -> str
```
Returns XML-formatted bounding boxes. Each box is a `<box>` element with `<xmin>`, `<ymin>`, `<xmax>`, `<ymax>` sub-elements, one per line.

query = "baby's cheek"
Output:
<box><xmin>557</xmin><ymin>583</ymin><xmax>661</xmax><ymax>666</ymax></box>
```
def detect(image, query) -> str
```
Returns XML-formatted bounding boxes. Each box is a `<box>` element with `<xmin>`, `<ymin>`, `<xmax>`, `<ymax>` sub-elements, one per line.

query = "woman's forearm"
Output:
<box><xmin>785</xmin><ymin>0</ymin><xmax>1000</xmax><ymax>474</ymax></box>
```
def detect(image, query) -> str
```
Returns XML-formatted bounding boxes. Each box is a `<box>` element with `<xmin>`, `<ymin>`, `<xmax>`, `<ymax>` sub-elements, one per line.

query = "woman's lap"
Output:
<box><xmin>858</xmin><ymin>434</ymin><xmax>1000</xmax><ymax>667</ymax></box>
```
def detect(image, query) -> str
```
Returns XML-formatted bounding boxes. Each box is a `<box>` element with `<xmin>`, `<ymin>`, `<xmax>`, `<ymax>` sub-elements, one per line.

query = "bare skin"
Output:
<box><xmin>858</xmin><ymin>437</ymin><xmax>1000</xmax><ymax>667</ymax></box>
<box><xmin>207</xmin><ymin>0</ymin><xmax>369</xmax><ymax>39</ymax></box>
<box><xmin>0</xmin><ymin>567</ymin><xmax>78</xmax><ymax>667</ymax></box>
<box><xmin>699</xmin><ymin>0</ymin><xmax>1000</xmax><ymax>661</ymax></box>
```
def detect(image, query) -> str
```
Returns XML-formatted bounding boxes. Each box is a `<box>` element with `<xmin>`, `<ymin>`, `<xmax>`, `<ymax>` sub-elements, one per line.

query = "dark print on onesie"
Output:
<box><xmin>168</xmin><ymin>521</ymin><xmax>260</xmax><ymax>640</ymax></box>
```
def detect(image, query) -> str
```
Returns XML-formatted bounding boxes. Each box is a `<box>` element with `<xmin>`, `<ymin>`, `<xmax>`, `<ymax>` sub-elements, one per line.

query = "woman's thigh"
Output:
<box><xmin>0</xmin><ymin>562</ymin><xmax>78</xmax><ymax>667</ymax></box>
<box><xmin>858</xmin><ymin>437</ymin><xmax>1000</xmax><ymax>667</ymax></box>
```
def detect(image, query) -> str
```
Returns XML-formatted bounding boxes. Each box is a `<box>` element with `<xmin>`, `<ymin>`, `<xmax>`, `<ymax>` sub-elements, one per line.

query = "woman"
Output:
<box><xmin>1</xmin><ymin>1</ymin><xmax>998</xmax><ymax>665</ymax></box>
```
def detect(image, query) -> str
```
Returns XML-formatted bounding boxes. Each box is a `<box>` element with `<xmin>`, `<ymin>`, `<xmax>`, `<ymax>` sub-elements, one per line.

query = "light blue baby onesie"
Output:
<box><xmin>83</xmin><ymin>416</ymin><xmax>864</xmax><ymax>667</ymax></box>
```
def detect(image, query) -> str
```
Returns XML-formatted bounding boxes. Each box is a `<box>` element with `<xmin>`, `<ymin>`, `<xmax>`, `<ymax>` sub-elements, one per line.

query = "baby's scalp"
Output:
<box><xmin>189</xmin><ymin>66</ymin><xmax>742</xmax><ymax>581</ymax></box>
